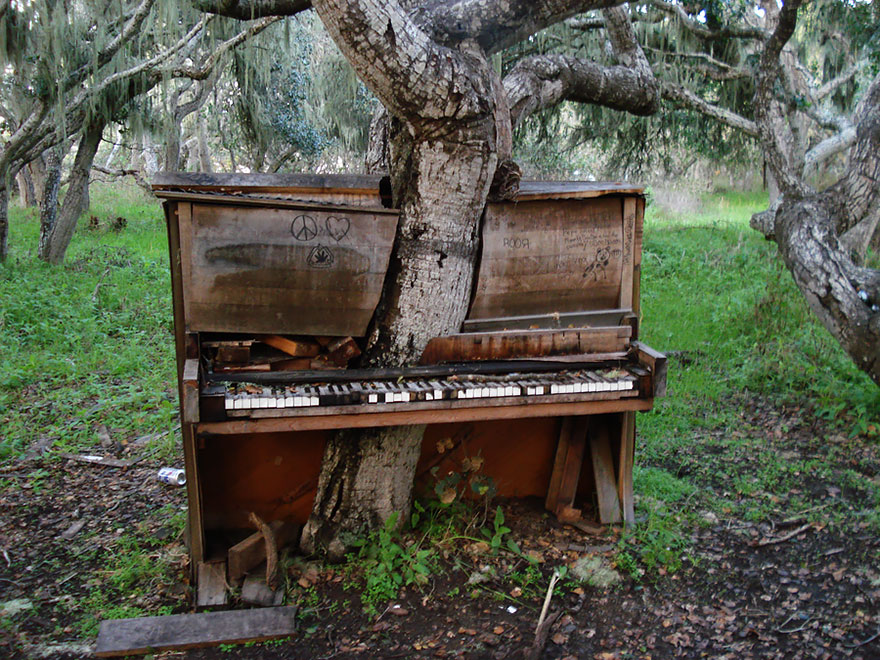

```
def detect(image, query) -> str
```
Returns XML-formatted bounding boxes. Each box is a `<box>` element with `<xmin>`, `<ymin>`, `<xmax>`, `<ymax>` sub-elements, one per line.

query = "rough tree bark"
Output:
<box><xmin>37</xmin><ymin>150</ymin><xmax>63</xmax><ymax>260</ymax></box>
<box><xmin>755</xmin><ymin>0</ymin><xmax>880</xmax><ymax>384</ymax></box>
<box><xmin>38</xmin><ymin>120</ymin><xmax>106</xmax><ymax>264</ymax></box>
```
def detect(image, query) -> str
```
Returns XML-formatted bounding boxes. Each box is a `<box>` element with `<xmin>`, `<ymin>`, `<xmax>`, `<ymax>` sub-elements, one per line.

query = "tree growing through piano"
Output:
<box><xmin>181</xmin><ymin>0</ymin><xmax>880</xmax><ymax>557</ymax></box>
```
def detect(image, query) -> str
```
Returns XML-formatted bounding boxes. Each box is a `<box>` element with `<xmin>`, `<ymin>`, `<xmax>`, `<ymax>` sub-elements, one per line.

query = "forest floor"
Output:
<box><xmin>1</xmin><ymin>183</ymin><xmax>879</xmax><ymax>658</ymax></box>
<box><xmin>1</xmin><ymin>391</ymin><xmax>878</xmax><ymax>659</ymax></box>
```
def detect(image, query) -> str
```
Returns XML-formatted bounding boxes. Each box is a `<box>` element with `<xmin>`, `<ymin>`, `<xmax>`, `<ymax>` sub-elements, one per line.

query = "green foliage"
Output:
<box><xmin>0</xmin><ymin>182</ymin><xmax>177</xmax><ymax>460</ymax></box>
<box><xmin>349</xmin><ymin>513</ymin><xmax>432</xmax><ymax>610</ymax></box>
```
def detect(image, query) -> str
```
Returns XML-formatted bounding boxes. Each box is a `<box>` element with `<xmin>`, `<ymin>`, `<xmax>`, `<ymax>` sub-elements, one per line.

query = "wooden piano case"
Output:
<box><xmin>155</xmin><ymin>174</ymin><xmax>665</xmax><ymax>588</ymax></box>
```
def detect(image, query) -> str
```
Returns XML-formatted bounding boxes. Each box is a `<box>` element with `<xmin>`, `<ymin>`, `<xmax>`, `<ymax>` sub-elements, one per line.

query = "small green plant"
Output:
<box><xmin>349</xmin><ymin>512</ymin><xmax>432</xmax><ymax>610</ymax></box>
<box><xmin>480</xmin><ymin>505</ymin><xmax>519</xmax><ymax>555</ymax></box>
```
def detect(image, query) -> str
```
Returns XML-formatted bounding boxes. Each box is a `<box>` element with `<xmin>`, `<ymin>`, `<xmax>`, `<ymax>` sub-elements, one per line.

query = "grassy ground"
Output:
<box><xmin>1</xmin><ymin>181</ymin><xmax>878</xmax><ymax>657</ymax></box>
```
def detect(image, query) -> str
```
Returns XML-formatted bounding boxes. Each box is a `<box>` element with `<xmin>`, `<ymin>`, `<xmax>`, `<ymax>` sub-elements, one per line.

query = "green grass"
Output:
<box><xmin>0</xmin><ymin>181</ymin><xmax>177</xmax><ymax>459</ymax></box>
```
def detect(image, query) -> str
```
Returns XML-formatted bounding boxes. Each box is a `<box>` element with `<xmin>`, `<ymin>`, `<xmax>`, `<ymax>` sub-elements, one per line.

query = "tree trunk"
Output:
<box><xmin>198</xmin><ymin>115</ymin><xmax>213</xmax><ymax>173</ymax></box>
<box><xmin>37</xmin><ymin>149</ymin><xmax>62</xmax><ymax>259</ymax></box>
<box><xmin>0</xmin><ymin>182</ymin><xmax>8</xmax><ymax>261</ymax></box>
<box><xmin>301</xmin><ymin>126</ymin><xmax>497</xmax><ymax>558</ymax></box>
<box><xmin>39</xmin><ymin>121</ymin><xmax>105</xmax><ymax>264</ymax></box>
<box><xmin>16</xmin><ymin>168</ymin><xmax>36</xmax><ymax>207</ymax></box>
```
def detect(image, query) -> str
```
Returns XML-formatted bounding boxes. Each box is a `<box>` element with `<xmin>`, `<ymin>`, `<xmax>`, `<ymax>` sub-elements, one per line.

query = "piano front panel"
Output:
<box><xmin>469</xmin><ymin>196</ymin><xmax>631</xmax><ymax>319</ymax></box>
<box><xmin>178</xmin><ymin>202</ymin><xmax>399</xmax><ymax>337</ymax></box>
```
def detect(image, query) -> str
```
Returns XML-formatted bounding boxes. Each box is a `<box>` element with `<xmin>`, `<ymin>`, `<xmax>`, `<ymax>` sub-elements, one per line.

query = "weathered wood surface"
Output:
<box><xmin>420</xmin><ymin>326</ymin><xmax>631</xmax><ymax>364</ymax></box>
<box><xmin>633</xmin><ymin>341</ymin><xmax>667</xmax><ymax>398</ymax></box>
<box><xmin>197</xmin><ymin>396</ymin><xmax>654</xmax><ymax>435</ymax></box>
<box><xmin>590</xmin><ymin>425</ymin><xmax>623</xmax><ymax>524</ymax></box>
<box><xmin>177</xmin><ymin>203</ymin><xmax>398</xmax><ymax>337</ymax></box>
<box><xmin>196</xmin><ymin>561</ymin><xmax>228</xmax><ymax>608</ymax></box>
<box><xmin>618</xmin><ymin>411</ymin><xmax>636</xmax><ymax>524</ymax></box>
<box><xmin>94</xmin><ymin>605</ymin><xmax>298</xmax><ymax>657</ymax></box>
<box><xmin>182</xmin><ymin>358</ymin><xmax>200</xmax><ymax>424</ymax></box>
<box><xmin>461</xmin><ymin>308</ymin><xmax>631</xmax><ymax>332</ymax></box>
<box><xmin>546</xmin><ymin>417</ymin><xmax>588</xmax><ymax>517</ymax></box>
<box><xmin>514</xmin><ymin>181</ymin><xmax>645</xmax><ymax>200</ymax></box>
<box><xmin>153</xmin><ymin>172</ymin><xmax>383</xmax><ymax>195</ymax></box>
<box><xmin>469</xmin><ymin>196</ymin><xmax>632</xmax><ymax>319</ymax></box>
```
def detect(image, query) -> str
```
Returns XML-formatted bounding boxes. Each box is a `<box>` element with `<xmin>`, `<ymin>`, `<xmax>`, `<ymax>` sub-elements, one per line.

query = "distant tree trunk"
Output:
<box><xmin>16</xmin><ymin>168</ymin><xmax>36</xmax><ymax>207</ymax></box>
<box><xmin>0</xmin><ymin>182</ymin><xmax>8</xmax><ymax>261</ymax></box>
<box><xmin>37</xmin><ymin>149</ymin><xmax>62</xmax><ymax>259</ymax></box>
<box><xmin>28</xmin><ymin>156</ymin><xmax>48</xmax><ymax>205</ymax></box>
<box><xmin>39</xmin><ymin>121</ymin><xmax>104</xmax><ymax>264</ymax></box>
<box><xmin>198</xmin><ymin>116</ymin><xmax>213</xmax><ymax>172</ymax></box>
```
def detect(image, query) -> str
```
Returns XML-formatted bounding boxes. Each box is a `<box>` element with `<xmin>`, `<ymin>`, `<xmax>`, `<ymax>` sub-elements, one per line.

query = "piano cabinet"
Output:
<box><xmin>154</xmin><ymin>174</ymin><xmax>665</xmax><ymax>587</ymax></box>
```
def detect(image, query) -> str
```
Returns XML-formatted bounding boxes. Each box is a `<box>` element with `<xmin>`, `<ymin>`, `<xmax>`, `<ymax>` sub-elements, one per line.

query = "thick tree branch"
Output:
<box><xmin>193</xmin><ymin>0</ymin><xmax>310</xmax><ymax>18</ymax></box>
<box><xmin>506</xmin><ymin>54</ymin><xmax>659</xmax><ymax>127</ymax></box>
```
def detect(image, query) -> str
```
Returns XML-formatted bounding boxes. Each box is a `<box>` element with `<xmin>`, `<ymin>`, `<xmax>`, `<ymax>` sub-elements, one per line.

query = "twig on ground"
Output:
<box><xmin>754</xmin><ymin>522</ymin><xmax>813</xmax><ymax>547</ymax></box>
<box><xmin>776</xmin><ymin>613</ymin><xmax>812</xmax><ymax>633</ymax></box>
<box><xmin>536</xmin><ymin>569</ymin><xmax>561</xmax><ymax>633</ymax></box>
<box><xmin>528</xmin><ymin>611</ymin><xmax>561</xmax><ymax>660</ymax></box>
<box><xmin>844</xmin><ymin>627</ymin><xmax>880</xmax><ymax>649</ymax></box>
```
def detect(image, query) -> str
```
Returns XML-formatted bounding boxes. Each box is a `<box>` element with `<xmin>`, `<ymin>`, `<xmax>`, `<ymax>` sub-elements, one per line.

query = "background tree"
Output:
<box><xmin>0</xmin><ymin>0</ymin><xmax>279</xmax><ymax>263</ymax></box>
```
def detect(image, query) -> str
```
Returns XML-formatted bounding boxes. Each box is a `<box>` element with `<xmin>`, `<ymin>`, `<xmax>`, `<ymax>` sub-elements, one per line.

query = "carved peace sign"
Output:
<box><xmin>290</xmin><ymin>214</ymin><xmax>318</xmax><ymax>241</ymax></box>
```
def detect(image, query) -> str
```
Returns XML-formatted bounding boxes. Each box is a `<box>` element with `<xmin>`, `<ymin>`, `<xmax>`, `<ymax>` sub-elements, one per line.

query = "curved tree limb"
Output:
<box><xmin>649</xmin><ymin>0</ymin><xmax>769</xmax><ymax>41</ymax></box>
<box><xmin>661</xmin><ymin>81</ymin><xmax>758</xmax><ymax>137</ymax></box>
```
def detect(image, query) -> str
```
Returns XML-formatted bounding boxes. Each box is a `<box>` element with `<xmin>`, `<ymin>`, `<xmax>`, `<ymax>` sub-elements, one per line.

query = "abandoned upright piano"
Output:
<box><xmin>153</xmin><ymin>173</ymin><xmax>666</xmax><ymax>584</ymax></box>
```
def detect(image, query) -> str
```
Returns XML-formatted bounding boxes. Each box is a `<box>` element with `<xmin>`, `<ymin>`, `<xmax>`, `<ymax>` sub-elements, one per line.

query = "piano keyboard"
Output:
<box><xmin>219</xmin><ymin>368</ymin><xmax>639</xmax><ymax>412</ymax></box>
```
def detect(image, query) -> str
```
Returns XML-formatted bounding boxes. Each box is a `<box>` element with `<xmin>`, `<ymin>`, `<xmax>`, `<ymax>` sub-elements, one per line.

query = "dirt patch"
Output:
<box><xmin>1</xmin><ymin>396</ymin><xmax>879</xmax><ymax>659</ymax></box>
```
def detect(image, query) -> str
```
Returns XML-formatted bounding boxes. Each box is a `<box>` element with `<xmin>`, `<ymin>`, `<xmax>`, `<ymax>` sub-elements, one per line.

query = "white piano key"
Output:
<box><xmin>225</xmin><ymin>397</ymin><xmax>233</xmax><ymax>410</ymax></box>
<box><xmin>310</xmin><ymin>396</ymin><xmax>319</xmax><ymax>406</ymax></box>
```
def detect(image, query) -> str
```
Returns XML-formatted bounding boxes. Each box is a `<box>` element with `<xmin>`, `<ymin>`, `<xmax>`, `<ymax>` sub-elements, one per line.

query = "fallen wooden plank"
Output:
<box><xmin>196</xmin><ymin>561</ymin><xmax>228</xmax><ymax>608</ymax></box>
<box><xmin>94</xmin><ymin>605</ymin><xmax>298</xmax><ymax>657</ymax></box>
<box><xmin>325</xmin><ymin>336</ymin><xmax>361</xmax><ymax>367</ymax></box>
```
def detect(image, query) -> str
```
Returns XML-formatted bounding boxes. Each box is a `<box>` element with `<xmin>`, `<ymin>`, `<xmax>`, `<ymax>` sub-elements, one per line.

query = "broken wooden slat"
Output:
<box><xmin>325</xmin><ymin>336</ymin><xmax>361</xmax><ymax>367</ymax></box>
<box><xmin>196</xmin><ymin>561</ymin><xmax>228</xmax><ymax>608</ymax></box>
<box><xmin>216</xmin><ymin>345</ymin><xmax>251</xmax><ymax>363</ymax></box>
<box><xmin>633</xmin><ymin>341</ymin><xmax>667</xmax><ymax>398</ymax></box>
<box><xmin>182</xmin><ymin>358</ymin><xmax>200</xmax><ymax>424</ymax></box>
<box><xmin>94</xmin><ymin>605</ymin><xmax>298</xmax><ymax>657</ymax></box>
<box><xmin>262</xmin><ymin>336</ymin><xmax>321</xmax><ymax>358</ymax></box>
<box><xmin>59</xmin><ymin>453</ymin><xmax>133</xmax><ymax>469</ymax></box>
<box><xmin>618</xmin><ymin>412</ymin><xmax>636</xmax><ymax>525</ymax></box>
<box><xmin>419</xmin><ymin>326</ymin><xmax>631</xmax><ymax>365</ymax></box>
<box><xmin>590</xmin><ymin>426</ymin><xmax>622</xmax><ymax>525</ymax></box>
<box><xmin>545</xmin><ymin>417</ymin><xmax>589</xmax><ymax>519</ymax></box>
<box><xmin>227</xmin><ymin>521</ymin><xmax>301</xmax><ymax>584</ymax></box>
<box><xmin>462</xmin><ymin>308</ymin><xmax>632</xmax><ymax>333</ymax></box>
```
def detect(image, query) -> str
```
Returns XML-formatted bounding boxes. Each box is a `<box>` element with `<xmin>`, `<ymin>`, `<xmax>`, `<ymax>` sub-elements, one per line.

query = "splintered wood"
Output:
<box><xmin>94</xmin><ymin>606</ymin><xmax>298</xmax><ymax>657</ymax></box>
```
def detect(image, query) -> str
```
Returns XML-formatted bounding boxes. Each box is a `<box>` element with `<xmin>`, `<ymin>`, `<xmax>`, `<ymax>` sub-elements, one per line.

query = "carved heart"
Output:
<box><xmin>326</xmin><ymin>216</ymin><xmax>350</xmax><ymax>242</ymax></box>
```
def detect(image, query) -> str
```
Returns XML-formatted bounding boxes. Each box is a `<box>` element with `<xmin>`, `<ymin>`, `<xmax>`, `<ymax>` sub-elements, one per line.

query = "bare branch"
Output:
<box><xmin>661</xmin><ymin>81</ymin><xmax>758</xmax><ymax>137</ymax></box>
<box><xmin>64</xmin><ymin>0</ymin><xmax>158</xmax><ymax>91</ymax></box>
<box><xmin>167</xmin><ymin>16</ymin><xmax>281</xmax><ymax>80</ymax></box>
<box><xmin>644</xmin><ymin>47</ymin><xmax>750</xmax><ymax>81</ymax></box>
<box><xmin>649</xmin><ymin>0</ymin><xmax>768</xmax><ymax>41</ymax></box>
<box><xmin>804</xmin><ymin>126</ymin><xmax>857</xmax><ymax>177</ymax></box>
<box><xmin>816</xmin><ymin>61</ymin><xmax>861</xmax><ymax>101</ymax></box>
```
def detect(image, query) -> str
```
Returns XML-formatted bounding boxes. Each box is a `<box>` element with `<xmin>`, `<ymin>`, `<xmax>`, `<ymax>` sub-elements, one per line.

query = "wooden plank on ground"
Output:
<box><xmin>228</xmin><ymin>521</ymin><xmax>301</xmax><ymax>583</ymax></box>
<box><xmin>546</xmin><ymin>418</ymin><xmax>588</xmax><ymax>518</ymax></box>
<box><xmin>590</xmin><ymin>425</ymin><xmax>622</xmax><ymax>525</ymax></box>
<box><xmin>196</xmin><ymin>561</ymin><xmax>228</xmax><ymax>608</ymax></box>
<box><xmin>94</xmin><ymin>605</ymin><xmax>298</xmax><ymax>657</ymax></box>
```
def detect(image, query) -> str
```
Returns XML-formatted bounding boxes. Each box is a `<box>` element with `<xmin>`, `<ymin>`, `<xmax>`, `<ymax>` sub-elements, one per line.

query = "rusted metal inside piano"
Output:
<box><xmin>154</xmin><ymin>173</ymin><xmax>666</xmax><ymax>591</ymax></box>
